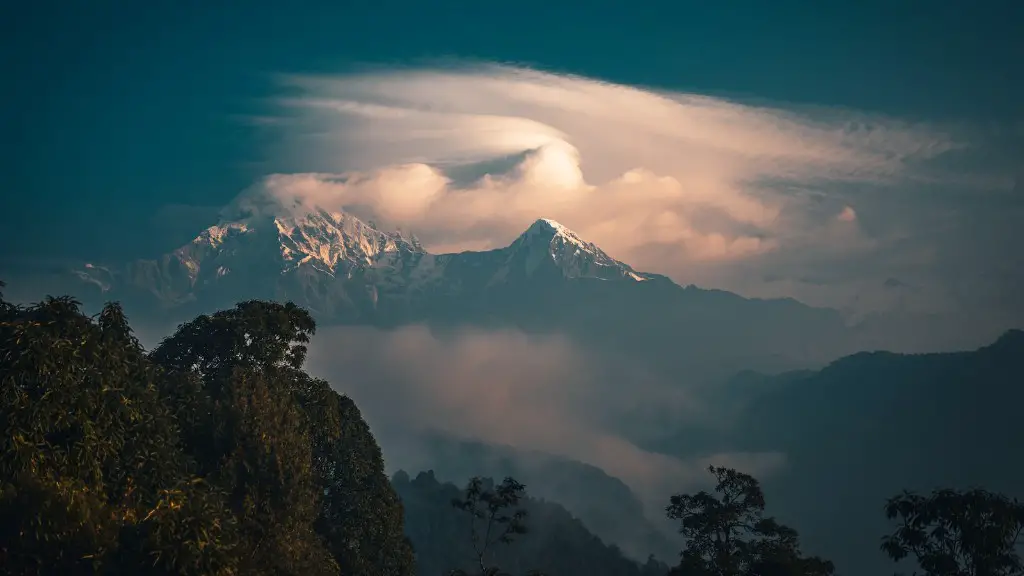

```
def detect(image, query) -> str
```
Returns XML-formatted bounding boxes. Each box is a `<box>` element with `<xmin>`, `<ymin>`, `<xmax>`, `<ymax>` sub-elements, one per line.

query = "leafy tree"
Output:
<box><xmin>0</xmin><ymin>295</ymin><xmax>239</xmax><ymax>575</ymax></box>
<box><xmin>2</xmin><ymin>292</ymin><xmax>414</xmax><ymax>575</ymax></box>
<box><xmin>450</xmin><ymin>476</ymin><xmax>535</xmax><ymax>576</ymax></box>
<box><xmin>881</xmin><ymin>488</ymin><xmax>1024</xmax><ymax>576</ymax></box>
<box><xmin>151</xmin><ymin>299</ymin><xmax>414</xmax><ymax>575</ymax></box>
<box><xmin>665</xmin><ymin>466</ymin><xmax>834</xmax><ymax>576</ymax></box>
<box><xmin>301</xmin><ymin>375</ymin><xmax>416</xmax><ymax>576</ymax></box>
<box><xmin>150</xmin><ymin>301</ymin><xmax>335</xmax><ymax>574</ymax></box>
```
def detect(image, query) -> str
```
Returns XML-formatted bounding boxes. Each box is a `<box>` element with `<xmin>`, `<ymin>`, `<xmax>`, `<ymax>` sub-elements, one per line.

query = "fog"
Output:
<box><xmin>304</xmin><ymin>324</ymin><xmax>787</xmax><ymax>542</ymax></box>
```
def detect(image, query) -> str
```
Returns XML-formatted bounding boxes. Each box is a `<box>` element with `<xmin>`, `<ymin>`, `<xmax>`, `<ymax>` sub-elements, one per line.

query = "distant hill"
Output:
<box><xmin>407</xmin><ymin>434</ymin><xmax>679</xmax><ymax>562</ymax></box>
<box><xmin>393</xmin><ymin>470</ymin><xmax>669</xmax><ymax>576</ymax></box>
<box><xmin>644</xmin><ymin>329</ymin><xmax>1024</xmax><ymax>575</ymax></box>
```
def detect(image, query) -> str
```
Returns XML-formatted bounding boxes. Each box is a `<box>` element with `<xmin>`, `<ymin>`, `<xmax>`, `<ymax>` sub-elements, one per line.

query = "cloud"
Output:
<box><xmin>248</xmin><ymin>65</ymin><xmax>966</xmax><ymax>269</ymax></box>
<box><xmin>223</xmin><ymin>62</ymin><xmax>1022</xmax><ymax>346</ymax></box>
<box><xmin>305</xmin><ymin>324</ymin><xmax>786</xmax><ymax>518</ymax></box>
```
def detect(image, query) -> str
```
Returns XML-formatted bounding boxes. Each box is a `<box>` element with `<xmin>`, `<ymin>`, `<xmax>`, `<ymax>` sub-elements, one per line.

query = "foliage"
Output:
<box><xmin>0</xmin><ymin>295</ymin><xmax>239</xmax><ymax>575</ymax></box>
<box><xmin>665</xmin><ymin>466</ymin><xmax>834</xmax><ymax>576</ymax></box>
<box><xmin>0</xmin><ymin>293</ymin><xmax>414</xmax><ymax>575</ymax></box>
<box><xmin>151</xmin><ymin>299</ymin><xmax>414</xmax><ymax>575</ymax></box>
<box><xmin>881</xmin><ymin>488</ymin><xmax>1024</xmax><ymax>576</ymax></box>
<box><xmin>302</xmin><ymin>377</ymin><xmax>416</xmax><ymax>576</ymax></box>
<box><xmin>150</xmin><ymin>301</ymin><xmax>335</xmax><ymax>574</ymax></box>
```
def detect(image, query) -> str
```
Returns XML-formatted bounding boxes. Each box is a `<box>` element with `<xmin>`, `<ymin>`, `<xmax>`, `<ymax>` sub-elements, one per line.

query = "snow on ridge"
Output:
<box><xmin>80</xmin><ymin>197</ymin><xmax>652</xmax><ymax>296</ymax></box>
<box><xmin>515</xmin><ymin>218</ymin><xmax>650</xmax><ymax>282</ymax></box>
<box><xmin>269</xmin><ymin>208</ymin><xmax>420</xmax><ymax>272</ymax></box>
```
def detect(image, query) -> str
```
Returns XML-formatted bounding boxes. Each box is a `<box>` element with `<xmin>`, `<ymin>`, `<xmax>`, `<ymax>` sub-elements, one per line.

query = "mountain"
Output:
<box><xmin>72</xmin><ymin>200</ymin><xmax>656</xmax><ymax>321</ymax></box>
<box><xmin>392</xmin><ymin>470</ymin><xmax>669</xmax><ymax>576</ymax></box>
<box><xmin>62</xmin><ymin>187</ymin><xmax>859</xmax><ymax>381</ymax></box>
<box><xmin>407</xmin><ymin>434</ymin><xmax>678</xmax><ymax>562</ymax></box>
<box><xmin>642</xmin><ymin>329</ymin><xmax>1024</xmax><ymax>576</ymax></box>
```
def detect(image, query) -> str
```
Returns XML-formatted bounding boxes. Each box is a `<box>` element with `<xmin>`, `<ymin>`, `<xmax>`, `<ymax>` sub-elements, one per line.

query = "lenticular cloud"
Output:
<box><xmin>247</xmin><ymin>62</ymin><xmax>959</xmax><ymax>286</ymax></box>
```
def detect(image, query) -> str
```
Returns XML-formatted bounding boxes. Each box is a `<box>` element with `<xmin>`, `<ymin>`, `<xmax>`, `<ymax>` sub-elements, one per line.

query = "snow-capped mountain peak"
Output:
<box><xmin>70</xmin><ymin>202</ymin><xmax>655</xmax><ymax>316</ymax></box>
<box><xmin>503</xmin><ymin>218</ymin><xmax>651</xmax><ymax>282</ymax></box>
<box><xmin>167</xmin><ymin>200</ymin><xmax>424</xmax><ymax>288</ymax></box>
<box><xmin>270</xmin><ymin>208</ymin><xmax>419</xmax><ymax>273</ymax></box>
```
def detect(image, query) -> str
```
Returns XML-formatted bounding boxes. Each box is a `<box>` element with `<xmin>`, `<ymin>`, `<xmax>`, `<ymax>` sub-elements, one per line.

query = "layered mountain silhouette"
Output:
<box><xmin>393</xmin><ymin>470</ymin><xmax>668</xmax><ymax>576</ymax></box>
<box><xmin>642</xmin><ymin>329</ymin><xmax>1024</xmax><ymax>575</ymax></box>
<box><xmin>406</xmin><ymin>433</ymin><xmax>679</xmax><ymax>562</ymax></box>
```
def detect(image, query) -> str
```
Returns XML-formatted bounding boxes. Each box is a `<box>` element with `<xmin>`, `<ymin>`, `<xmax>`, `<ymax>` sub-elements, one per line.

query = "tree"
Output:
<box><xmin>665</xmin><ymin>466</ymin><xmax>833</xmax><ymax>576</ymax></box>
<box><xmin>0</xmin><ymin>295</ymin><xmax>239</xmax><ymax>575</ymax></box>
<box><xmin>301</xmin><ymin>375</ymin><xmax>416</xmax><ymax>576</ymax></box>
<box><xmin>151</xmin><ymin>299</ymin><xmax>414</xmax><ymax>575</ymax></box>
<box><xmin>881</xmin><ymin>488</ymin><xmax>1024</xmax><ymax>576</ymax></box>
<box><xmin>1</xmin><ymin>292</ymin><xmax>414</xmax><ymax>575</ymax></box>
<box><xmin>396</xmin><ymin>470</ymin><xmax>666</xmax><ymax>576</ymax></box>
<box><xmin>450</xmin><ymin>476</ymin><xmax>534</xmax><ymax>576</ymax></box>
<box><xmin>151</xmin><ymin>301</ymin><xmax>336</xmax><ymax>575</ymax></box>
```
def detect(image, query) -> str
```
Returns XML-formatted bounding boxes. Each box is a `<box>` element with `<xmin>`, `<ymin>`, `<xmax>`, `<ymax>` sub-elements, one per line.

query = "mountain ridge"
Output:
<box><xmin>10</xmin><ymin>190</ymin><xmax>869</xmax><ymax>381</ymax></box>
<box><xmin>68</xmin><ymin>196</ymin><xmax>837</xmax><ymax>319</ymax></box>
<box><xmin>72</xmin><ymin>204</ymin><xmax>658</xmax><ymax>307</ymax></box>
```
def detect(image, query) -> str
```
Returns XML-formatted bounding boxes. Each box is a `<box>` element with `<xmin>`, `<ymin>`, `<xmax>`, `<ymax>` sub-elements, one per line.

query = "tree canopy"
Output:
<box><xmin>0</xmin><ymin>296</ymin><xmax>238</xmax><ymax>574</ymax></box>
<box><xmin>0</xmin><ymin>293</ymin><xmax>413</xmax><ymax>575</ymax></box>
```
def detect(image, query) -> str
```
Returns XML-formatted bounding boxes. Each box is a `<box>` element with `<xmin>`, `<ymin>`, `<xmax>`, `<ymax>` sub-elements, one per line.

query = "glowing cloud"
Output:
<box><xmin>252</xmin><ymin>65</ymin><xmax>958</xmax><ymax>270</ymax></box>
<box><xmin>229</xmin><ymin>62</ymin><xmax>1018</xmax><ymax>319</ymax></box>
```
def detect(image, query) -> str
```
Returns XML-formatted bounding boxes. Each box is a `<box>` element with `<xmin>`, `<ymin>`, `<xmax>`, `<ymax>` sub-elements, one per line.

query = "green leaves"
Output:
<box><xmin>0</xmin><ymin>296</ymin><xmax>237</xmax><ymax>575</ymax></box>
<box><xmin>150</xmin><ymin>300</ymin><xmax>316</xmax><ymax>381</ymax></box>
<box><xmin>1</xmin><ymin>292</ymin><xmax>415</xmax><ymax>575</ymax></box>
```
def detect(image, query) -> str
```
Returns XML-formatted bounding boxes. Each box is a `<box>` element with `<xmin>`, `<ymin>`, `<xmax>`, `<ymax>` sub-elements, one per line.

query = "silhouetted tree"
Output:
<box><xmin>395</xmin><ymin>470</ymin><xmax>666</xmax><ymax>576</ymax></box>
<box><xmin>450</xmin><ymin>476</ymin><xmax>537</xmax><ymax>576</ymax></box>
<box><xmin>881</xmin><ymin>488</ymin><xmax>1024</xmax><ymax>576</ymax></box>
<box><xmin>666</xmin><ymin>466</ymin><xmax>834</xmax><ymax>576</ymax></box>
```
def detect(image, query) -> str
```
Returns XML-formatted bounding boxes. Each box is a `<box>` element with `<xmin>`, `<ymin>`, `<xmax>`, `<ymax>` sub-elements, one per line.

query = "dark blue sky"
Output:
<box><xmin>2</xmin><ymin>0</ymin><xmax>1021</xmax><ymax>260</ymax></box>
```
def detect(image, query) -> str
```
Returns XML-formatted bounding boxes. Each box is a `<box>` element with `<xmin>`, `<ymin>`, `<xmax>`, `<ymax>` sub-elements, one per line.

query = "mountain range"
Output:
<box><xmin>59</xmin><ymin>185</ymin><xmax>870</xmax><ymax>383</ymax></box>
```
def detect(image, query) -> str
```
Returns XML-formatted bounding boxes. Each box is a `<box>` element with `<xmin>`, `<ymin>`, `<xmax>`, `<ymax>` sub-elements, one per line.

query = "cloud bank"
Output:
<box><xmin>305</xmin><ymin>324</ymin><xmax>785</xmax><ymax>517</ymax></box>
